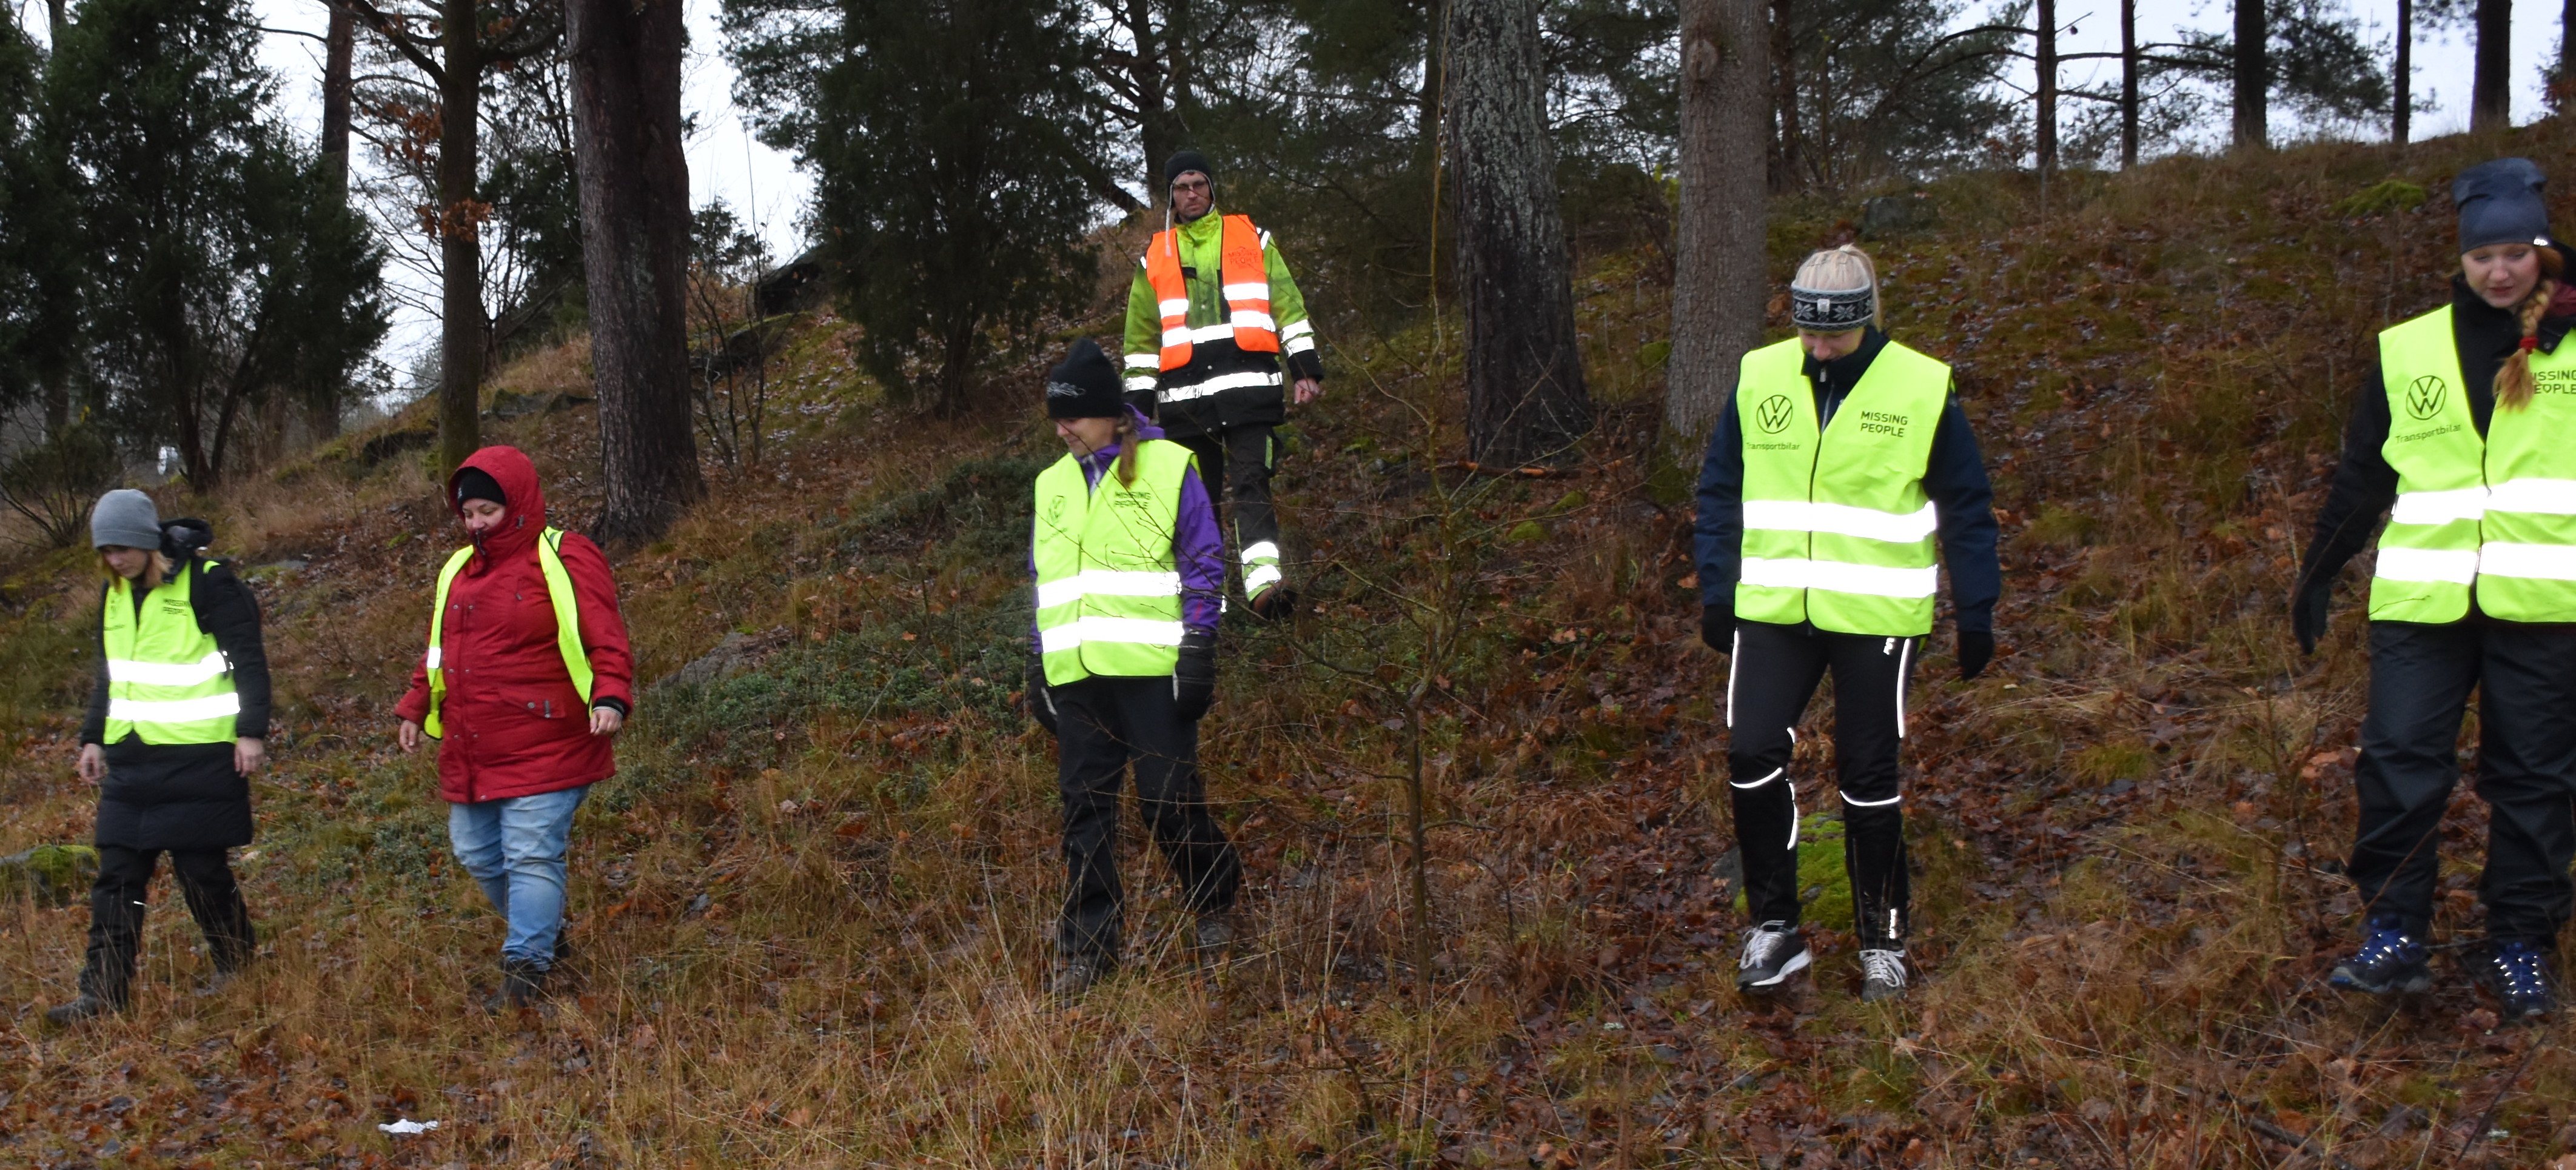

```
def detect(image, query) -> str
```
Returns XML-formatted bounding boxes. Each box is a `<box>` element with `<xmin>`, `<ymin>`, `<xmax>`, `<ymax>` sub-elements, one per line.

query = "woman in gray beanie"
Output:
<box><xmin>44</xmin><ymin>489</ymin><xmax>270</xmax><ymax>1025</ymax></box>
<box><xmin>2295</xmin><ymin>156</ymin><xmax>2576</xmax><ymax>1021</ymax></box>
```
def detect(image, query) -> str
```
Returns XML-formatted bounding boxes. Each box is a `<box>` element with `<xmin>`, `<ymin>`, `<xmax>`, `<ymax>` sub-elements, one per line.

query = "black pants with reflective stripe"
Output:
<box><xmin>1725</xmin><ymin>620</ymin><xmax>1914</xmax><ymax>946</ymax></box>
<box><xmin>1174</xmin><ymin>426</ymin><xmax>1282</xmax><ymax>597</ymax></box>
<box><xmin>2350</xmin><ymin>620</ymin><xmax>2576</xmax><ymax>944</ymax></box>
<box><xmin>1054</xmin><ymin>675</ymin><xmax>1241</xmax><ymax>961</ymax></box>
<box><xmin>81</xmin><ymin>845</ymin><xmax>254</xmax><ymax>1005</ymax></box>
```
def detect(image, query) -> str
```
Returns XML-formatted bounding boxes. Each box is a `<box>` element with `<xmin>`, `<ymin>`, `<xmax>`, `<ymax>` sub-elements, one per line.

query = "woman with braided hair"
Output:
<box><xmin>2294</xmin><ymin>157</ymin><xmax>2576</xmax><ymax>1021</ymax></box>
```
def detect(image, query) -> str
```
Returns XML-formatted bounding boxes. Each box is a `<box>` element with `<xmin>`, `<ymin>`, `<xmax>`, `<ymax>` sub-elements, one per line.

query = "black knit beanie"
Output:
<box><xmin>454</xmin><ymin>467</ymin><xmax>506</xmax><ymax>508</ymax></box>
<box><xmin>2456</xmin><ymin>158</ymin><xmax>2552</xmax><ymax>252</ymax></box>
<box><xmin>1164</xmin><ymin>150</ymin><xmax>1214</xmax><ymax>189</ymax></box>
<box><xmin>1045</xmin><ymin>338</ymin><xmax>1125</xmax><ymax>419</ymax></box>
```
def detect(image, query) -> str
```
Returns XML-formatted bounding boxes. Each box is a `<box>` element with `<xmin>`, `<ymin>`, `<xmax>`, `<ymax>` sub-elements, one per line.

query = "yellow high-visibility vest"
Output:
<box><xmin>1033</xmin><ymin>441</ymin><xmax>1195</xmax><ymax>684</ymax></box>
<box><xmin>1734</xmin><ymin>337</ymin><xmax>1951</xmax><ymax>637</ymax></box>
<box><xmin>2372</xmin><ymin>304</ymin><xmax>2576</xmax><ymax>623</ymax></box>
<box><xmin>421</xmin><ymin>527</ymin><xmax>592</xmax><ymax>739</ymax></box>
<box><xmin>101</xmin><ymin>558</ymin><xmax>240</xmax><ymax>745</ymax></box>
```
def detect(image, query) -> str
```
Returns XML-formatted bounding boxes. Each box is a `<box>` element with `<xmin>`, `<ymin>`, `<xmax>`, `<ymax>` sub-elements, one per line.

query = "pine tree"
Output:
<box><xmin>728</xmin><ymin>0</ymin><xmax>1105</xmax><ymax>411</ymax></box>
<box><xmin>50</xmin><ymin>0</ymin><xmax>387</xmax><ymax>484</ymax></box>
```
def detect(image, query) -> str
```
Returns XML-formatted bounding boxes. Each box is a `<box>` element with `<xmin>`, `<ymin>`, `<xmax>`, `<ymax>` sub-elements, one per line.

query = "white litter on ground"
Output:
<box><xmin>378</xmin><ymin>1118</ymin><xmax>441</xmax><ymax>1135</ymax></box>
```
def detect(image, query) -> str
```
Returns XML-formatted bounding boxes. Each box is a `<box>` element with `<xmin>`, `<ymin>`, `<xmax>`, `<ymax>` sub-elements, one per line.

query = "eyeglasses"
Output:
<box><xmin>1171</xmin><ymin>176</ymin><xmax>1211</xmax><ymax>194</ymax></box>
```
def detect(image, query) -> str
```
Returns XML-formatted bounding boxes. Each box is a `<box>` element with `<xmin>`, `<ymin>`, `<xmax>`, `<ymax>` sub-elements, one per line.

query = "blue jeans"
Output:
<box><xmin>448</xmin><ymin>786</ymin><xmax>589</xmax><ymax>969</ymax></box>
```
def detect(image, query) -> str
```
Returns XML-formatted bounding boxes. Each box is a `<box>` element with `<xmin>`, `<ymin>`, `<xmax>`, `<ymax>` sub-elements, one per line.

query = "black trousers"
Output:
<box><xmin>1725</xmin><ymin>620</ymin><xmax>1915</xmax><ymax>946</ymax></box>
<box><xmin>81</xmin><ymin>845</ymin><xmax>254</xmax><ymax>1005</ymax></box>
<box><xmin>1175</xmin><ymin>426</ymin><xmax>1282</xmax><ymax>597</ymax></box>
<box><xmin>1055</xmin><ymin>675</ymin><xmax>1241</xmax><ymax>960</ymax></box>
<box><xmin>2350</xmin><ymin>620</ymin><xmax>2576</xmax><ymax>944</ymax></box>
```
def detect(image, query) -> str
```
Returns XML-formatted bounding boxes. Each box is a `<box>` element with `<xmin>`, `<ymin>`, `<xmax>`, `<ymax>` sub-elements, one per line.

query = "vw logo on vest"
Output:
<box><xmin>2405</xmin><ymin>375</ymin><xmax>2447</xmax><ymax>421</ymax></box>
<box><xmin>1756</xmin><ymin>395</ymin><xmax>1796</xmax><ymax>435</ymax></box>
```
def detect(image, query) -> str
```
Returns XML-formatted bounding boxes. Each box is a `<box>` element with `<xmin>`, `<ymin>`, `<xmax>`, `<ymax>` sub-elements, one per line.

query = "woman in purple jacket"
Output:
<box><xmin>1024</xmin><ymin>338</ymin><xmax>1239</xmax><ymax>999</ymax></box>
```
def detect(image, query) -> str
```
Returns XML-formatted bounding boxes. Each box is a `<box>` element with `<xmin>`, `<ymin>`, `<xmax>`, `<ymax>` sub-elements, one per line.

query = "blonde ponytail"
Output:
<box><xmin>1113</xmin><ymin>413</ymin><xmax>1141</xmax><ymax>487</ymax></box>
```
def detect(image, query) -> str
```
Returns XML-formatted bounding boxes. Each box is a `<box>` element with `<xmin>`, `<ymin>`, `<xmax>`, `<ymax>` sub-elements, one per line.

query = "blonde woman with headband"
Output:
<box><xmin>2295</xmin><ymin>157</ymin><xmax>2576</xmax><ymax>1021</ymax></box>
<box><xmin>1692</xmin><ymin>245</ymin><xmax>2000</xmax><ymax>1002</ymax></box>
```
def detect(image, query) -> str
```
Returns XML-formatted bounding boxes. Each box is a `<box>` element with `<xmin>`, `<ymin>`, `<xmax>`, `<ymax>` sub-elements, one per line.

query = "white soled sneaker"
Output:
<box><xmin>1737</xmin><ymin>921</ymin><xmax>1811</xmax><ymax>993</ymax></box>
<box><xmin>1859</xmin><ymin>948</ymin><xmax>1908</xmax><ymax>1003</ymax></box>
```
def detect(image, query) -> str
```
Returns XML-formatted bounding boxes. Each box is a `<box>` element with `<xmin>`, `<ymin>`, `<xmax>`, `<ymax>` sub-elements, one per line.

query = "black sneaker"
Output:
<box><xmin>2479</xmin><ymin>938</ymin><xmax>2557</xmax><ymax>1021</ymax></box>
<box><xmin>1859</xmin><ymin>949</ymin><xmax>1909</xmax><ymax>1002</ymax></box>
<box><xmin>2329</xmin><ymin>917</ymin><xmax>2431</xmax><ymax>996</ymax></box>
<box><xmin>1736</xmin><ymin>921</ymin><xmax>1810</xmax><ymax>993</ymax></box>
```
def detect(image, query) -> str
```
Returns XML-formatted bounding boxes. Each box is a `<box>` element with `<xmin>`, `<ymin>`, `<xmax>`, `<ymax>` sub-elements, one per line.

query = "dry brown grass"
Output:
<box><xmin>0</xmin><ymin>127</ymin><xmax>2574</xmax><ymax>1169</ymax></box>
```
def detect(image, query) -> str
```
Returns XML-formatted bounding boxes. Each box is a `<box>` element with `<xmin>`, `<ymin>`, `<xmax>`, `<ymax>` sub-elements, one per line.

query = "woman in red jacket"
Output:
<box><xmin>395</xmin><ymin>447</ymin><xmax>633</xmax><ymax>1008</ymax></box>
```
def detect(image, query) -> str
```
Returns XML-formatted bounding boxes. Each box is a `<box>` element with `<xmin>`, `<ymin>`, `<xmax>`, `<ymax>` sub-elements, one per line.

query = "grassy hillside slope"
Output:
<box><xmin>0</xmin><ymin>125</ymin><xmax>2572</xmax><ymax>1168</ymax></box>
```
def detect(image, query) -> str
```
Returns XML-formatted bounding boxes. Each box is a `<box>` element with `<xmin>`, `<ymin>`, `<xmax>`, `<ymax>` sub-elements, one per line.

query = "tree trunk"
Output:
<box><xmin>2473</xmin><ymin>0</ymin><xmax>2511</xmax><ymax>132</ymax></box>
<box><xmin>2563</xmin><ymin>0</ymin><xmax>2574</xmax><ymax>110</ymax></box>
<box><xmin>1418</xmin><ymin>0</ymin><xmax>1446</xmax><ymax>167</ymax></box>
<box><xmin>1119</xmin><ymin>0</ymin><xmax>1176</xmax><ymax>195</ymax></box>
<box><xmin>2119</xmin><ymin>0</ymin><xmax>2138</xmax><ymax>168</ymax></box>
<box><xmin>321</xmin><ymin>5</ymin><xmax>352</xmax><ymax>192</ymax></box>
<box><xmin>1669</xmin><ymin>0</ymin><xmax>1768</xmax><ymax>450</ymax></box>
<box><xmin>1447</xmin><ymin>0</ymin><xmax>1589</xmax><ymax>466</ymax></box>
<box><xmin>39</xmin><ymin>0</ymin><xmax>69</xmax><ymax>439</ymax></box>
<box><xmin>437</xmin><ymin>0</ymin><xmax>484</xmax><ymax>478</ymax></box>
<box><xmin>2232</xmin><ymin>0</ymin><xmax>2266</xmax><ymax>151</ymax></box>
<box><xmin>2395</xmin><ymin>0</ymin><xmax>2412</xmax><ymax>144</ymax></box>
<box><xmin>1768</xmin><ymin>0</ymin><xmax>1797</xmax><ymax>192</ymax></box>
<box><xmin>2034</xmin><ymin>0</ymin><xmax>2056</xmax><ymax>172</ymax></box>
<box><xmin>46</xmin><ymin>0</ymin><xmax>65</xmax><ymax>41</ymax></box>
<box><xmin>568</xmin><ymin>0</ymin><xmax>703</xmax><ymax>544</ymax></box>
<box><xmin>2561</xmin><ymin>0</ymin><xmax>2572</xmax><ymax>109</ymax></box>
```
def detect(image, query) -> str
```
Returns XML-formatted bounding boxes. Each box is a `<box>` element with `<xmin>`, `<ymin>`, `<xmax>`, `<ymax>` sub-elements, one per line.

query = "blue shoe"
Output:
<box><xmin>2329</xmin><ymin>917</ymin><xmax>2431</xmax><ymax>996</ymax></box>
<box><xmin>2480</xmin><ymin>939</ymin><xmax>2557</xmax><ymax>1021</ymax></box>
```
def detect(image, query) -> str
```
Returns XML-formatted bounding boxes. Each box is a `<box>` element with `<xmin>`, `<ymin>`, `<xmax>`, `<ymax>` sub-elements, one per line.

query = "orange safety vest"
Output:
<box><xmin>1143</xmin><ymin>213</ymin><xmax>1282</xmax><ymax>371</ymax></box>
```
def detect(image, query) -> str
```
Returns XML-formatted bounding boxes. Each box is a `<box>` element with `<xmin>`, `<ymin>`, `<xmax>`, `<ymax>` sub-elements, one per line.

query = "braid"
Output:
<box><xmin>1113</xmin><ymin>413</ymin><xmax>1141</xmax><ymax>486</ymax></box>
<box><xmin>2496</xmin><ymin>278</ymin><xmax>2556</xmax><ymax>412</ymax></box>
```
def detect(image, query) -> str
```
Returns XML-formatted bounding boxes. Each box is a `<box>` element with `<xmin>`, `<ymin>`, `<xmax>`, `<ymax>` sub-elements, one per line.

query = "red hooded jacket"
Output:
<box><xmin>395</xmin><ymin>447</ymin><xmax>635</xmax><ymax>803</ymax></box>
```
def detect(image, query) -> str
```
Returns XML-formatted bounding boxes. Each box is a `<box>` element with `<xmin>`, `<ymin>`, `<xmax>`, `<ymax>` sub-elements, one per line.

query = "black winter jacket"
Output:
<box><xmin>79</xmin><ymin>556</ymin><xmax>270</xmax><ymax>851</ymax></box>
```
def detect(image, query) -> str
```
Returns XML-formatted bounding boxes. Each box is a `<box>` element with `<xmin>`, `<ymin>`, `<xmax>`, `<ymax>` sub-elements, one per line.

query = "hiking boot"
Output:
<box><xmin>1050</xmin><ymin>955</ymin><xmax>1108</xmax><ymax>1000</ymax></box>
<box><xmin>484</xmin><ymin>960</ymin><xmax>549</xmax><ymax>1014</ymax></box>
<box><xmin>1248</xmin><ymin>584</ymin><xmax>1296</xmax><ymax>622</ymax></box>
<box><xmin>1736</xmin><ymin>921</ymin><xmax>1810</xmax><ymax>994</ymax></box>
<box><xmin>2479</xmin><ymin>938</ymin><xmax>2557</xmax><ymax>1022</ymax></box>
<box><xmin>2329</xmin><ymin>917</ymin><xmax>2432</xmax><ymax>997</ymax></box>
<box><xmin>1193</xmin><ymin>912</ymin><xmax>1239</xmax><ymax>957</ymax></box>
<box><xmin>1859</xmin><ymin>949</ymin><xmax>1909</xmax><ymax>1003</ymax></box>
<box><xmin>42</xmin><ymin>993</ymin><xmax>115</xmax><ymax>1028</ymax></box>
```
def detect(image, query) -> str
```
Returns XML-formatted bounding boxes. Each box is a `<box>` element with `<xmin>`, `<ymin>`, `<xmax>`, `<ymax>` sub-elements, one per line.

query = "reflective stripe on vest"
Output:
<box><xmin>1033</xmin><ymin>440</ymin><xmax>1196</xmax><ymax>684</ymax></box>
<box><xmin>421</xmin><ymin>527</ymin><xmax>595</xmax><ymax>740</ymax></box>
<box><xmin>1734</xmin><ymin>336</ymin><xmax>1950</xmax><ymax>637</ymax></box>
<box><xmin>1143</xmin><ymin>214</ymin><xmax>1283</xmax><ymax>372</ymax></box>
<box><xmin>2372</xmin><ymin>304</ymin><xmax>2576</xmax><ymax>623</ymax></box>
<box><xmin>101</xmin><ymin>558</ymin><xmax>239</xmax><ymax>745</ymax></box>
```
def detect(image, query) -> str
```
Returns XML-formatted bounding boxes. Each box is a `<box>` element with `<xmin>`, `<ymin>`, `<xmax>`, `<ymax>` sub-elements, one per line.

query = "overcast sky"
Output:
<box><xmin>8</xmin><ymin>0</ymin><xmax>2566</xmax><ymax>369</ymax></box>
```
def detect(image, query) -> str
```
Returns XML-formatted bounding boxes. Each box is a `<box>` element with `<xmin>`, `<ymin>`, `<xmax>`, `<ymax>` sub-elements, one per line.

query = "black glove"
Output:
<box><xmin>1956</xmin><ymin>629</ymin><xmax>1993</xmax><ymax>681</ymax></box>
<box><xmin>1700</xmin><ymin>601</ymin><xmax>1734</xmax><ymax>652</ymax></box>
<box><xmin>1173</xmin><ymin>630</ymin><xmax>1217</xmax><ymax>722</ymax></box>
<box><xmin>2292</xmin><ymin>572</ymin><xmax>2332</xmax><ymax>655</ymax></box>
<box><xmin>1025</xmin><ymin>655</ymin><xmax>1059</xmax><ymax>735</ymax></box>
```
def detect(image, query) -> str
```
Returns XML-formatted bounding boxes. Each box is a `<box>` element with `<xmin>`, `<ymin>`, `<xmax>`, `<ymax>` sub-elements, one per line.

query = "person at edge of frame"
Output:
<box><xmin>45</xmin><ymin>492</ymin><xmax>268</xmax><ymax>1026</ymax></box>
<box><xmin>2293</xmin><ymin>156</ymin><xmax>2576</xmax><ymax>1022</ymax></box>
<box><xmin>1693</xmin><ymin>244</ymin><xmax>2001</xmax><ymax>1003</ymax></box>
<box><xmin>1119</xmin><ymin>149</ymin><xmax>1325</xmax><ymax>621</ymax></box>
<box><xmin>1025</xmin><ymin>337</ymin><xmax>1244</xmax><ymax>1000</ymax></box>
<box><xmin>395</xmin><ymin>446</ymin><xmax>634</xmax><ymax>1012</ymax></box>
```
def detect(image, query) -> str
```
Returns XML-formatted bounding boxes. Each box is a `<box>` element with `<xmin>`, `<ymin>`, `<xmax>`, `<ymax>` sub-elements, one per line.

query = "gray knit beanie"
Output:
<box><xmin>90</xmin><ymin>489</ymin><xmax>159</xmax><ymax>550</ymax></box>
